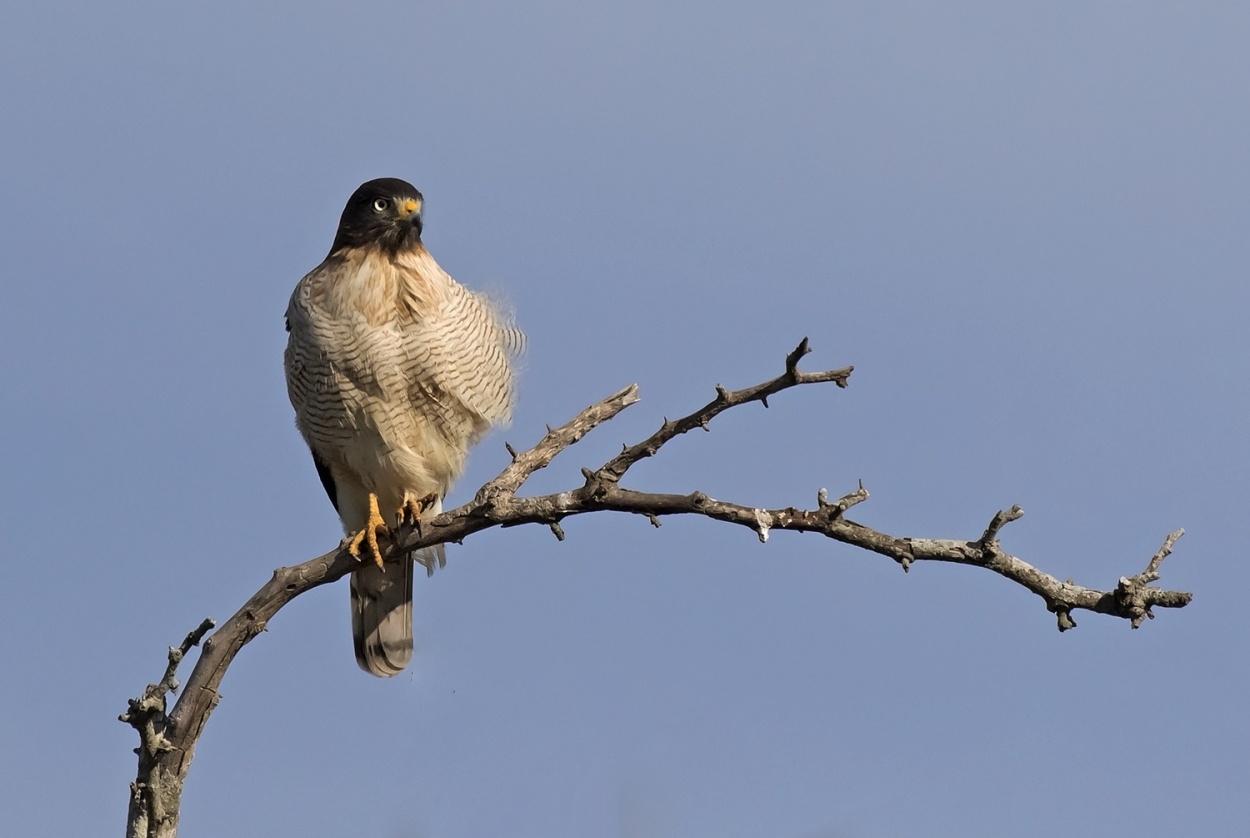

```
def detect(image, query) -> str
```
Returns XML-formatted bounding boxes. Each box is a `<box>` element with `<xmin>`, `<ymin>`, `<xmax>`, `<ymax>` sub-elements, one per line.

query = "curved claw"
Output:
<box><xmin>348</xmin><ymin>493</ymin><xmax>389</xmax><ymax>569</ymax></box>
<box><xmin>399</xmin><ymin>492</ymin><xmax>440</xmax><ymax>527</ymax></box>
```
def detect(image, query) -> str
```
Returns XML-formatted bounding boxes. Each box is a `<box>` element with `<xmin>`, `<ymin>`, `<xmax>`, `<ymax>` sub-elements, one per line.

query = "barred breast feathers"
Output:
<box><xmin>286</xmin><ymin>243</ymin><xmax>523</xmax><ymax>432</ymax></box>
<box><xmin>392</xmin><ymin>246</ymin><xmax>524</xmax><ymax>431</ymax></box>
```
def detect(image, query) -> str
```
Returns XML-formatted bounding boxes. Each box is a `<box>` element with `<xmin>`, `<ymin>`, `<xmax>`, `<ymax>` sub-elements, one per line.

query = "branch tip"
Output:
<box><xmin>476</xmin><ymin>381</ymin><xmax>644</xmax><ymax>501</ymax></box>
<box><xmin>827</xmin><ymin>482</ymin><xmax>869</xmax><ymax>516</ymax></box>
<box><xmin>980</xmin><ymin>505</ymin><xmax>1024</xmax><ymax>545</ymax></box>
<box><xmin>1143</xmin><ymin>528</ymin><xmax>1185</xmax><ymax>580</ymax></box>
<box><xmin>785</xmin><ymin>337</ymin><xmax>812</xmax><ymax>375</ymax></box>
<box><xmin>549</xmin><ymin>522</ymin><xmax>566</xmax><ymax>542</ymax></box>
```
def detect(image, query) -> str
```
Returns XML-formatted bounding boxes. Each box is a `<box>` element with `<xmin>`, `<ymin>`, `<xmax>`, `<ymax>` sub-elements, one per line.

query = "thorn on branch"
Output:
<box><xmin>549</xmin><ymin>522</ymin><xmax>566</xmax><ymax>541</ymax></box>
<box><xmin>647</xmin><ymin>513</ymin><xmax>661</xmax><ymax>528</ymax></box>
<box><xmin>892</xmin><ymin>538</ymin><xmax>923</xmax><ymax>573</ymax></box>
<box><xmin>715</xmin><ymin>384</ymin><xmax>729</xmax><ymax>403</ymax></box>
<box><xmin>755</xmin><ymin>509</ymin><xmax>773</xmax><ymax>543</ymax></box>
<box><xmin>760</xmin><ymin>395</ymin><xmax>769</xmax><ymax>409</ymax></box>
<box><xmin>505</xmin><ymin>442</ymin><xmax>518</xmax><ymax>461</ymax></box>
<box><xmin>1053</xmin><ymin>607</ymin><xmax>1077</xmax><ymax>632</ymax></box>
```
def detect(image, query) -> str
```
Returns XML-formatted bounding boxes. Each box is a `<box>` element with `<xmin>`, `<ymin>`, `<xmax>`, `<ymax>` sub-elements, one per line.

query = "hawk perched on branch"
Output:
<box><xmin>284</xmin><ymin>178</ymin><xmax>523</xmax><ymax>676</ymax></box>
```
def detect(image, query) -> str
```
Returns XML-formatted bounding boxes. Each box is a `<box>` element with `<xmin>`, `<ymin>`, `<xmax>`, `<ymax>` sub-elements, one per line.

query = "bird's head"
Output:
<box><xmin>328</xmin><ymin>178</ymin><xmax>425</xmax><ymax>255</ymax></box>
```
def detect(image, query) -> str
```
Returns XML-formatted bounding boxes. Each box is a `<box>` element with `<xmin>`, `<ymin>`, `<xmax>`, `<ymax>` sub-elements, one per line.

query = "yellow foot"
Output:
<box><xmin>348</xmin><ymin>492</ymin><xmax>390</xmax><ymax>569</ymax></box>
<box><xmin>399</xmin><ymin>492</ymin><xmax>440</xmax><ymax>527</ymax></box>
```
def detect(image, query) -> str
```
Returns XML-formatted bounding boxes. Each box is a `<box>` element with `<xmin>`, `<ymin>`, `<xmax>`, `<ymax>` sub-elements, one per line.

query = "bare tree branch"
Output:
<box><xmin>121</xmin><ymin>619</ymin><xmax>214</xmax><ymax>838</ymax></box>
<box><xmin>1114</xmin><ymin>528</ymin><xmax>1187</xmax><ymax>628</ymax></box>
<box><xmin>123</xmin><ymin>339</ymin><xmax>1193</xmax><ymax>837</ymax></box>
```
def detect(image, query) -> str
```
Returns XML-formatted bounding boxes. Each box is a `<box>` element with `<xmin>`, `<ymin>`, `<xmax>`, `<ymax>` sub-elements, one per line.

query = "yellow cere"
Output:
<box><xmin>402</xmin><ymin>198</ymin><xmax>421</xmax><ymax>216</ymax></box>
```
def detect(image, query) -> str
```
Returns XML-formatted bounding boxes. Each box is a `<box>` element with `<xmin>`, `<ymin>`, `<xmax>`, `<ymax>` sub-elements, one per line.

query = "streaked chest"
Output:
<box><xmin>303</xmin><ymin>246</ymin><xmax>448</xmax><ymax>325</ymax></box>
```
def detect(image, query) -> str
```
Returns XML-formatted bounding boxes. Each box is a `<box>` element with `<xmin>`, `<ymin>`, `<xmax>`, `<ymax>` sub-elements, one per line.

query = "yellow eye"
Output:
<box><xmin>371</xmin><ymin>198</ymin><xmax>389</xmax><ymax>212</ymax></box>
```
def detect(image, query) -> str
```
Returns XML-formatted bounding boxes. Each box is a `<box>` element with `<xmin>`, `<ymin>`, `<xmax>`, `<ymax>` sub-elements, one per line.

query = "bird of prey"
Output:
<box><xmin>284</xmin><ymin>177</ymin><xmax>523</xmax><ymax>676</ymax></box>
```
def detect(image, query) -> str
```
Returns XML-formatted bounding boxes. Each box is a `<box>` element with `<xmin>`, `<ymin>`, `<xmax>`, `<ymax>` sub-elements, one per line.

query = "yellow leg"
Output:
<box><xmin>348</xmin><ymin>492</ymin><xmax>389</xmax><ymax>569</ymax></box>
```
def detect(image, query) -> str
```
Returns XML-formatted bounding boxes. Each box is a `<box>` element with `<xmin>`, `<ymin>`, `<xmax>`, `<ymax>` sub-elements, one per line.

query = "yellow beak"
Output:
<box><xmin>397</xmin><ymin>198</ymin><xmax>421</xmax><ymax>218</ymax></box>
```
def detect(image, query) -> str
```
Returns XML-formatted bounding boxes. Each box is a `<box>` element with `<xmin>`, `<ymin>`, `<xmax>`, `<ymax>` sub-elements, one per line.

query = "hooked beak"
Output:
<box><xmin>396</xmin><ymin>197</ymin><xmax>422</xmax><ymax>238</ymax></box>
<box><xmin>397</xmin><ymin>197</ymin><xmax>422</xmax><ymax>219</ymax></box>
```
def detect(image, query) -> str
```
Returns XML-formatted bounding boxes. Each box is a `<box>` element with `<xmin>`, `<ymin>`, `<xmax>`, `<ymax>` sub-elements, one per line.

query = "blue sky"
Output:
<box><xmin>2</xmin><ymin>3</ymin><xmax>1246</xmax><ymax>836</ymax></box>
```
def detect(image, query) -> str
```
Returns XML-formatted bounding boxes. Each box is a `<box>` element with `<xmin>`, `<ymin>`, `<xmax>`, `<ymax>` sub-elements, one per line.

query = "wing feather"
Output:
<box><xmin>394</xmin><ymin>256</ymin><xmax>523</xmax><ymax>441</ymax></box>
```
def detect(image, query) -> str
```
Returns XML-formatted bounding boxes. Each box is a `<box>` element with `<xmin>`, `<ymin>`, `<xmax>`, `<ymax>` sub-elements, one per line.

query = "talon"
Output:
<box><xmin>348</xmin><ymin>493</ymin><xmax>389</xmax><ymax>569</ymax></box>
<box><xmin>399</xmin><ymin>492</ymin><xmax>440</xmax><ymax>527</ymax></box>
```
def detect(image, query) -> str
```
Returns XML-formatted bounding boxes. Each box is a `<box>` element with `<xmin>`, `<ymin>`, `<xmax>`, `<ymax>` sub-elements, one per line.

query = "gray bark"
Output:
<box><xmin>122</xmin><ymin>340</ymin><xmax>1191</xmax><ymax>837</ymax></box>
